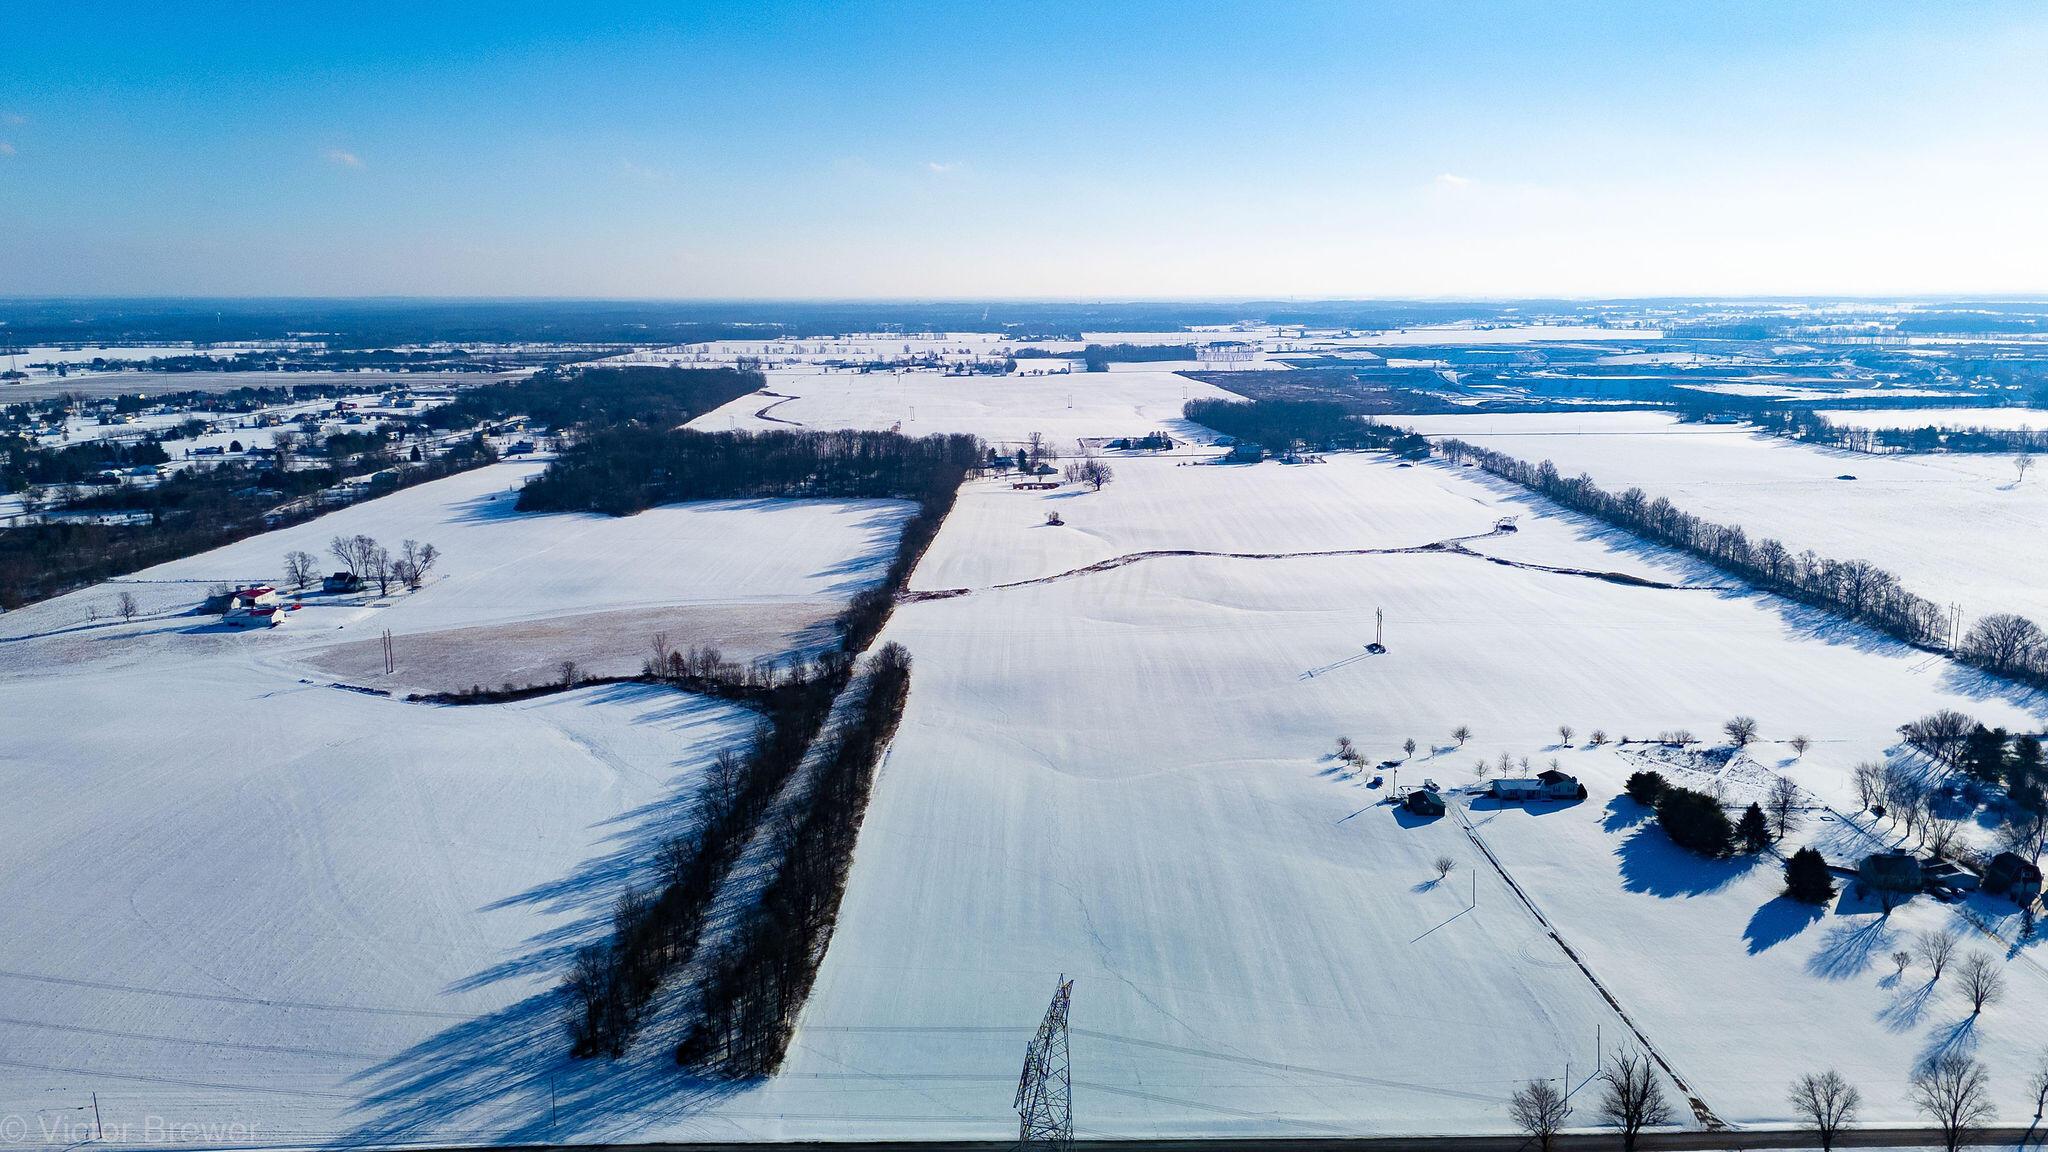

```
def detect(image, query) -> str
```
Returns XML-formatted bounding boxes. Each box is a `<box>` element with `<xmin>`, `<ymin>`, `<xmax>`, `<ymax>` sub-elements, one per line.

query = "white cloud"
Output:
<box><xmin>322</xmin><ymin>148</ymin><xmax>363</xmax><ymax>169</ymax></box>
<box><xmin>0</xmin><ymin>142</ymin><xmax>15</xmax><ymax>157</ymax></box>
<box><xmin>924</xmin><ymin>160</ymin><xmax>961</xmax><ymax>175</ymax></box>
<box><xmin>1</xmin><ymin>113</ymin><xmax>25</xmax><ymax>127</ymax></box>
<box><xmin>1434</xmin><ymin>172</ymin><xmax>1474</xmax><ymax>188</ymax></box>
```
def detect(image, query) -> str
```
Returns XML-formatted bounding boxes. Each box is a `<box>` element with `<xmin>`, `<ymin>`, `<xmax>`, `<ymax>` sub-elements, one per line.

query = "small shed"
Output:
<box><xmin>1985</xmin><ymin>852</ymin><xmax>2044</xmax><ymax>903</ymax></box>
<box><xmin>1404</xmin><ymin>789</ymin><xmax>1446</xmax><ymax>817</ymax></box>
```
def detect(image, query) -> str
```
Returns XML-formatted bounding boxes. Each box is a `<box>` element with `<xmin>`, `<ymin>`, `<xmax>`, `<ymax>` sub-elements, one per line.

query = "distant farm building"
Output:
<box><xmin>222</xmin><ymin>603</ymin><xmax>285</xmax><ymax>628</ymax></box>
<box><xmin>322</xmin><ymin>571</ymin><xmax>364</xmax><ymax>593</ymax></box>
<box><xmin>1228</xmin><ymin>441</ymin><xmax>1266</xmax><ymax>463</ymax></box>
<box><xmin>230</xmin><ymin>585</ymin><xmax>280</xmax><ymax>607</ymax></box>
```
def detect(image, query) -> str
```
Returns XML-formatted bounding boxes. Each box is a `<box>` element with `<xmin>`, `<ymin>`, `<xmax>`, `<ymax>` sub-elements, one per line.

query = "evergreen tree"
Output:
<box><xmin>1656</xmin><ymin>787</ymin><xmax>1734</xmax><ymax>857</ymax></box>
<box><xmin>1961</xmin><ymin>725</ymin><xmax>2009</xmax><ymax>785</ymax></box>
<box><xmin>1786</xmin><ymin>847</ymin><xmax>1837</xmax><ymax>903</ymax></box>
<box><xmin>2012</xmin><ymin>734</ymin><xmax>2043</xmax><ymax>793</ymax></box>
<box><xmin>1738</xmin><ymin>802</ymin><xmax>1772</xmax><ymax>853</ymax></box>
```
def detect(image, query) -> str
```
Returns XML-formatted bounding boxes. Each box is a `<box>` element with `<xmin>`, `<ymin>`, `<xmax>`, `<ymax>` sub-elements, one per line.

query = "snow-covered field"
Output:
<box><xmin>1400</xmin><ymin>409</ymin><xmax>2048</xmax><ymax>629</ymax></box>
<box><xmin>0</xmin><ymin>460</ymin><xmax>925</xmax><ymax>1146</ymax></box>
<box><xmin>10</xmin><ymin>400</ymin><xmax>2048</xmax><ymax>1144</ymax></box>
<box><xmin>764</xmin><ymin>453</ymin><xmax>2048</xmax><ymax>1139</ymax></box>
<box><xmin>8</xmin><ymin>462</ymin><xmax>912</xmax><ymax>655</ymax></box>
<box><xmin>688</xmin><ymin>367</ymin><xmax>1242</xmax><ymax>448</ymax></box>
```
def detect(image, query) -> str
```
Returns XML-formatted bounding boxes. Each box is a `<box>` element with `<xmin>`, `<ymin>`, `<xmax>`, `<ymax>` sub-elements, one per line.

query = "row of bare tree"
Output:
<box><xmin>1513</xmin><ymin>1049</ymin><xmax>2045</xmax><ymax>1152</ymax></box>
<box><xmin>680</xmin><ymin>642</ymin><xmax>913</xmax><ymax>1076</ymax></box>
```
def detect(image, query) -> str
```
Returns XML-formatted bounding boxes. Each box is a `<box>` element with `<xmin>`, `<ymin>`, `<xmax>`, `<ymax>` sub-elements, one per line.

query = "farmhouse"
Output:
<box><xmin>1404</xmin><ymin>788</ymin><xmax>1446</xmax><ymax>817</ymax></box>
<box><xmin>322</xmin><ymin>571</ymin><xmax>364</xmax><ymax>593</ymax></box>
<box><xmin>230</xmin><ymin>585</ymin><xmax>280</xmax><ymax>607</ymax></box>
<box><xmin>1229</xmin><ymin>441</ymin><xmax>1266</xmax><ymax>463</ymax></box>
<box><xmin>1857</xmin><ymin>849</ymin><xmax>1922</xmax><ymax>898</ymax></box>
<box><xmin>1984</xmin><ymin>852</ymin><xmax>2044</xmax><ymax>903</ymax></box>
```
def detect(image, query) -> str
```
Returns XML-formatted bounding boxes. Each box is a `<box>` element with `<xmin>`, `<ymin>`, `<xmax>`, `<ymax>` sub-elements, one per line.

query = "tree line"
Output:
<box><xmin>678</xmin><ymin>642</ymin><xmax>913</xmax><ymax>1075</ymax></box>
<box><xmin>553</xmin><ymin>428</ymin><xmax>969</xmax><ymax>1066</ymax></box>
<box><xmin>1442</xmin><ymin>436</ymin><xmax>2048</xmax><ymax>701</ymax></box>
<box><xmin>421</xmin><ymin>365</ymin><xmax>764</xmax><ymax>436</ymax></box>
<box><xmin>1183</xmin><ymin>398</ymin><xmax>1432</xmax><ymax>456</ymax></box>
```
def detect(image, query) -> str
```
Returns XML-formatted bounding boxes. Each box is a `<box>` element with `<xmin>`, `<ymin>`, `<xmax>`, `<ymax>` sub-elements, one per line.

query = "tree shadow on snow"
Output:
<box><xmin>1615</xmin><ymin>825</ymin><xmax>1762</xmax><ymax>898</ymax></box>
<box><xmin>1602</xmin><ymin>794</ymin><xmax>1653</xmax><ymax>833</ymax></box>
<box><xmin>1744</xmin><ymin>895</ymin><xmax>1826</xmax><ymax>954</ymax></box>
<box><xmin>1877</xmin><ymin>979</ymin><xmax>1939</xmax><ymax>1033</ymax></box>
<box><xmin>1804</xmin><ymin>915</ymin><xmax>1901</xmax><ymax>982</ymax></box>
<box><xmin>1915</xmin><ymin>1016</ymin><xmax>1981</xmax><ymax>1074</ymax></box>
<box><xmin>329</xmin><ymin>705</ymin><xmax>745</xmax><ymax>1146</ymax></box>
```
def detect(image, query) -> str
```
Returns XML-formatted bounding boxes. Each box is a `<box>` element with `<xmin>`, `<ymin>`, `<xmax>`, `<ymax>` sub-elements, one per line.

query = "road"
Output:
<box><xmin>368</xmin><ymin>1127</ymin><xmax>2047</xmax><ymax>1152</ymax></box>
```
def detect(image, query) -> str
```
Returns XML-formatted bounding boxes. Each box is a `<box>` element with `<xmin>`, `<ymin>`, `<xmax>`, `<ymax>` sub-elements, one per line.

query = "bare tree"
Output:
<box><xmin>1767</xmin><ymin>775</ymin><xmax>1802</xmax><ymax>841</ymax></box>
<box><xmin>1475</xmin><ymin>758</ymin><xmax>1492</xmax><ymax>780</ymax></box>
<box><xmin>1724</xmin><ymin>715</ymin><xmax>1760</xmax><ymax>747</ymax></box>
<box><xmin>329</xmin><ymin>533</ymin><xmax>381</xmax><ymax>578</ymax></box>
<box><xmin>1597</xmin><ymin>1046</ymin><xmax>1673</xmax><ymax>1152</ymax></box>
<box><xmin>1959</xmin><ymin>952</ymin><xmax>2006</xmax><ymax>1014</ymax></box>
<box><xmin>284</xmin><ymin>549</ymin><xmax>317</xmax><ymax>590</ymax></box>
<box><xmin>1892</xmin><ymin>950</ymin><xmax>1912</xmax><ymax>979</ymax></box>
<box><xmin>1901</xmin><ymin>709</ymin><xmax>1976</xmax><ymax>768</ymax></box>
<box><xmin>1509</xmin><ymin>1079</ymin><xmax>1571</xmax><ymax>1152</ymax></box>
<box><xmin>369</xmin><ymin>544</ymin><xmax>393</xmax><ymax>595</ymax></box>
<box><xmin>1403</xmin><ymin>737</ymin><xmax>1417</xmax><ymax>759</ymax></box>
<box><xmin>1558</xmin><ymin>724</ymin><xmax>1574</xmax><ymax>746</ymax></box>
<box><xmin>1910</xmin><ymin>1053</ymin><xmax>1994</xmax><ymax>1152</ymax></box>
<box><xmin>393</xmin><ymin>539</ymin><xmax>439</xmax><ymax>590</ymax></box>
<box><xmin>1854</xmin><ymin>761</ymin><xmax>1887</xmax><ymax>812</ymax></box>
<box><xmin>1335</xmin><ymin>735</ymin><xmax>1355</xmax><ymax>760</ymax></box>
<box><xmin>557</xmin><ymin>659</ymin><xmax>579</xmax><ymax>688</ymax></box>
<box><xmin>1790</xmin><ymin>734</ymin><xmax>1811</xmax><ymax>757</ymax></box>
<box><xmin>1452</xmin><ymin>724</ymin><xmax>1471</xmax><ymax>746</ymax></box>
<box><xmin>1788</xmin><ymin>1070</ymin><xmax>1861</xmax><ymax>1152</ymax></box>
<box><xmin>271</xmin><ymin>429</ymin><xmax>299</xmax><ymax>474</ymax></box>
<box><xmin>1589</xmin><ymin>729</ymin><xmax>1607</xmax><ymax>746</ymax></box>
<box><xmin>1433</xmin><ymin>855</ymin><xmax>1457</xmax><ymax>881</ymax></box>
<box><xmin>1926</xmin><ymin>816</ymin><xmax>1963</xmax><ymax>860</ymax></box>
<box><xmin>2028</xmin><ymin>1049</ymin><xmax>2048</xmax><ymax>1121</ymax></box>
<box><xmin>1918</xmin><ymin>928</ymin><xmax>1961</xmax><ymax>981</ymax></box>
<box><xmin>2018</xmin><ymin>453</ymin><xmax>2035</xmax><ymax>484</ymax></box>
<box><xmin>116</xmin><ymin>590</ymin><xmax>138</xmax><ymax>622</ymax></box>
<box><xmin>1079</xmin><ymin>456</ymin><xmax>1114</xmax><ymax>491</ymax></box>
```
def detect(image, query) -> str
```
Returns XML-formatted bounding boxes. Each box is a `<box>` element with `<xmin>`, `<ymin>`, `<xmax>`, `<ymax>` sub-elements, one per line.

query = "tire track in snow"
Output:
<box><xmin>904</xmin><ymin>533</ymin><xmax>1727</xmax><ymax>602</ymax></box>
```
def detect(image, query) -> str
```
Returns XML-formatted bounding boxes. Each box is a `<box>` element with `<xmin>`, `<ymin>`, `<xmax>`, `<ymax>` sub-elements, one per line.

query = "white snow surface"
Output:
<box><xmin>689</xmin><ymin>368</ymin><xmax>1242</xmax><ymax>448</ymax></box>
<box><xmin>10</xmin><ymin>444</ymin><xmax>2048</xmax><ymax>1143</ymax></box>
<box><xmin>1400</xmin><ymin>409</ymin><xmax>2048</xmax><ymax>630</ymax></box>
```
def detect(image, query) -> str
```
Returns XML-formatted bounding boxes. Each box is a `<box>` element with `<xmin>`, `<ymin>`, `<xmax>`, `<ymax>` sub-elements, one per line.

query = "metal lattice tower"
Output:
<box><xmin>1014</xmin><ymin>977</ymin><xmax>1073</xmax><ymax>1152</ymax></box>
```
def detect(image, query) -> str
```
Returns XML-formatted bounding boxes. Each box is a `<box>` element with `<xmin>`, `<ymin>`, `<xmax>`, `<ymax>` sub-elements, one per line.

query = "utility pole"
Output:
<box><xmin>93</xmin><ymin>1092</ymin><xmax>103</xmax><ymax>1140</ymax></box>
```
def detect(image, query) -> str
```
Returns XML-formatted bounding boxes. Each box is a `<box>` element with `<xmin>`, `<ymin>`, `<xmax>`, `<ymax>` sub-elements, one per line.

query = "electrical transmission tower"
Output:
<box><xmin>1015</xmin><ymin>977</ymin><xmax>1073</xmax><ymax>1152</ymax></box>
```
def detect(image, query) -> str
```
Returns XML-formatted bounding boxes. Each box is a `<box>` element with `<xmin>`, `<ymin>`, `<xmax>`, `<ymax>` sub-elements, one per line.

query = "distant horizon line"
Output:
<box><xmin>6</xmin><ymin>293</ymin><xmax>2048</xmax><ymax>307</ymax></box>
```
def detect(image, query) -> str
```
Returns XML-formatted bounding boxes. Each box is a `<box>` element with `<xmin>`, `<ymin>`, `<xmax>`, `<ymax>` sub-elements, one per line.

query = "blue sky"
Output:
<box><xmin>3</xmin><ymin>2</ymin><xmax>2045</xmax><ymax>298</ymax></box>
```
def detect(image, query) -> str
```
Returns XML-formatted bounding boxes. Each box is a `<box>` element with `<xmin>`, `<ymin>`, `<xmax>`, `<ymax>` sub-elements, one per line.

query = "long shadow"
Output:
<box><xmin>1602</xmin><ymin>794</ymin><xmax>1653</xmax><ymax>833</ymax></box>
<box><xmin>1877</xmin><ymin>980</ymin><xmax>1938</xmax><ymax>1033</ymax></box>
<box><xmin>1806</xmin><ymin>915</ymin><xmax>1901</xmax><ymax>981</ymax></box>
<box><xmin>334</xmin><ymin>687</ymin><xmax>744</xmax><ymax>1143</ymax></box>
<box><xmin>1744</xmin><ymin>895</ymin><xmax>1826</xmax><ymax>954</ymax></box>
<box><xmin>1916</xmin><ymin>1015</ymin><xmax>1981</xmax><ymax>1073</ymax></box>
<box><xmin>333</xmin><ymin>987</ymin><xmax>746</xmax><ymax>1147</ymax></box>
<box><xmin>1614</xmin><ymin>824</ymin><xmax>1762</xmax><ymax>898</ymax></box>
